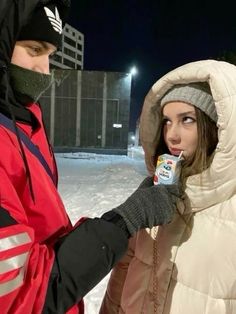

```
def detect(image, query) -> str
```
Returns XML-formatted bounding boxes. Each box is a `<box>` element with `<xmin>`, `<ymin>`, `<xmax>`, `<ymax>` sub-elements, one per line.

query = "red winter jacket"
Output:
<box><xmin>0</xmin><ymin>101</ymin><xmax>127</xmax><ymax>314</ymax></box>
<box><xmin>0</xmin><ymin>102</ymin><xmax>82</xmax><ymax>313</ymax></box>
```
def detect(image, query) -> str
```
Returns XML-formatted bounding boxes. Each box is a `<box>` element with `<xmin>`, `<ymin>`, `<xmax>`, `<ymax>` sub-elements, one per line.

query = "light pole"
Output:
<box><xmin>129</xmin><ymin>66</ymin><xmax>139</xmax><ymax>146</ymax></box>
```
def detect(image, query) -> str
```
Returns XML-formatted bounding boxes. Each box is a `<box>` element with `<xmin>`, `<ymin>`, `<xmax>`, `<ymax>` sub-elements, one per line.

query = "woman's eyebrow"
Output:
<box><xmin>163</xmin><ymin>111</ymin><xmax>196</xmax><ymax>119</ymax></box>
<box><xmin>177</xmin><ymin>111</ymin><xmax>196</xmax><ymax>117</ymax></box>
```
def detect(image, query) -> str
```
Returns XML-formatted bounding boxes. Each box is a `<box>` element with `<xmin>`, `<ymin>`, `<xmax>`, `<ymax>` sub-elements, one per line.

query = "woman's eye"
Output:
<box><xmin>183</xmin><ymin>116</ymin><xmax>195</xmax><ymax>123</ymax></box>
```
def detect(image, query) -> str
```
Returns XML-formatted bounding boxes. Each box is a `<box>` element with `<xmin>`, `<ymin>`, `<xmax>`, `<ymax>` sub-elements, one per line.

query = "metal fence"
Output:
<box><xmin>40</xmin><ymin>70</ymin><xmax>131</xmax><ymax>154</ymax></box>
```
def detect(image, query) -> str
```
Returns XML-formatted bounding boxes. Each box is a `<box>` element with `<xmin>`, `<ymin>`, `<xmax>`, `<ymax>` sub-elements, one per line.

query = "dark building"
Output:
<box><xmin>40</xmin><ymin>70</ymin><xmax>132</xmax><ymax>154</ymax></box>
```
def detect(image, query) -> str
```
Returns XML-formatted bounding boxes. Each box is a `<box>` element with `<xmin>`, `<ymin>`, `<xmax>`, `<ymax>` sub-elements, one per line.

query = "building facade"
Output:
<box><xmin>50</xmin><ymin>23</ymin><xmax>84</xmax><ymax>70</ymax></box>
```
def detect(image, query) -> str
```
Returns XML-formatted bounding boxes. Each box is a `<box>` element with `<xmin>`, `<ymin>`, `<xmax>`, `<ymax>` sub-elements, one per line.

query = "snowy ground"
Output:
<box><xmin>56</xmin><ymin>146</ymin><xmax>147</xmax><ymax>313</ymax></box>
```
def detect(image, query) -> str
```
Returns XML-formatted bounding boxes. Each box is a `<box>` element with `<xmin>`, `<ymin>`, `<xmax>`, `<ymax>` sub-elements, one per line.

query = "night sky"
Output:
<box><xmin>68</xmin><ymin>0</ymin><xmax>236</xmax><ymax>131</ymax></box>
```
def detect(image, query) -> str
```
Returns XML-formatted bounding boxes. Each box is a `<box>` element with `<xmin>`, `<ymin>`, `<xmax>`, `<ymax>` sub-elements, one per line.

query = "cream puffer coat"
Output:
<box><xmin>99</xmin><ymin>60</ymin><xmax>236</xmax><ymax>314</ymax></box>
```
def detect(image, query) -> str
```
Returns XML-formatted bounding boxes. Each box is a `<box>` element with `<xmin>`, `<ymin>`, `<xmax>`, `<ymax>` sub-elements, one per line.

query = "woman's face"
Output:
<box><xmin>162</xmin><ymin>102</ymin><xmax>198</xmax><ymax>160</ymax></box>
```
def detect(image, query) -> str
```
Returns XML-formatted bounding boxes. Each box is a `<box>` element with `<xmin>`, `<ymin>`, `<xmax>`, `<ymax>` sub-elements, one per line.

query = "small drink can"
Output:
<box><xmin>153</xmin><ymin>153</ymin><xmax>182</xmax><ymax>185</ymax></box>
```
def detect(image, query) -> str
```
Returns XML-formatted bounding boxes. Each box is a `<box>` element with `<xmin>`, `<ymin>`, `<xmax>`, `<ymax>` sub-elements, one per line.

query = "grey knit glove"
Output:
<box><xmin>113</xmin><ymin>176</ymin><xmax>181</xmax><ymax>236</ymax></box>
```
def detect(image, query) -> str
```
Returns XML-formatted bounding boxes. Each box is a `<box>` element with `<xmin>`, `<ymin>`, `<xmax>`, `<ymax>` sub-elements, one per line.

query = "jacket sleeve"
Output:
<box><xmin>43</xmin><ymin>218</ymin><xmax>128</xmax><ymax>313</ymax></box>
<box><xmin>99</xmin><ymin>235</ymin><xmax>136</xmax><ymax>313</ymax></box>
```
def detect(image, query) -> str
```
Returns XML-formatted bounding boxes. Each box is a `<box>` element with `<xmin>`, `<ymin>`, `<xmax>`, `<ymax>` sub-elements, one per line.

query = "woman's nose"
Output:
<box><xmin>167</xmin><ymin>125</ymin><xmax>181</xmax><ymax>143</ymax></box>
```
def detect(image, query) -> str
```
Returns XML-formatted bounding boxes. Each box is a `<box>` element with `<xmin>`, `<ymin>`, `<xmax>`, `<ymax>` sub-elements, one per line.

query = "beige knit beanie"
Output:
<box><xmin>160</xmin><ymin>82</ymin><xmax>217</xmax><ymax>122</ymax></box>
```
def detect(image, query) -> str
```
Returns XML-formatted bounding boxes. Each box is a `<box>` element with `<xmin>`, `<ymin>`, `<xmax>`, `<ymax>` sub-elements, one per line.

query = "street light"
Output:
<box><xmin>130</xmin><ymin>66</ymin><xmax>138</xmax><ymax>77</ymax></box>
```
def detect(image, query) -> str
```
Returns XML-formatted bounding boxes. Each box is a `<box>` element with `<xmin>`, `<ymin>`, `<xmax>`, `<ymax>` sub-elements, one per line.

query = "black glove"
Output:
<box><xmin>111</xmin><ymin>176</ymin><xmax>181</xmax><ymax>236</ymax></box>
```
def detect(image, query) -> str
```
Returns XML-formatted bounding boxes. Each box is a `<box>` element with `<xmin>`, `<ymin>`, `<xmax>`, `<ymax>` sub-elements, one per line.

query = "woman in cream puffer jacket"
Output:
<box><xmin>99</xmin><ymin>60</ymin><xmax>236</xmax><ymax>314</ymax></box>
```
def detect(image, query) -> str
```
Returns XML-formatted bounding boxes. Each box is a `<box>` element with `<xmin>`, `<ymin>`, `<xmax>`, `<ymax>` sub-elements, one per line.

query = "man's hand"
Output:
<box><xmin>112</xmin><ymin>177</ymin><xmax>181</xmax><ymax>236</ymax></box>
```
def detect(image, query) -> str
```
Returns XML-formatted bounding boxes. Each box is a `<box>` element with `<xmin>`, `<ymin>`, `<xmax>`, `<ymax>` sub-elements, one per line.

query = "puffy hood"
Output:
<box><xmin>140</xmin><ymin>59</ymin><xmax>236</xmax><ymax>211</ymax></box>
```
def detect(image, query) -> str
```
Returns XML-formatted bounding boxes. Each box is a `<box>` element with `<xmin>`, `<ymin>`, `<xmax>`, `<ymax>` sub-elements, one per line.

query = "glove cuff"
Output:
<box><xmin>101</xmin><ymin>211</ymin><xmax>131</xmax><ymax>238</ymax></box>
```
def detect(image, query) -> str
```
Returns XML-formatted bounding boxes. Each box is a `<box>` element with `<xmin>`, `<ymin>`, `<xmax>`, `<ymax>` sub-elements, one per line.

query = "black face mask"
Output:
<box><xmin>9</xmin><ymin>63</ymin><xmax>53</xmax><ymax>103</ymax></box>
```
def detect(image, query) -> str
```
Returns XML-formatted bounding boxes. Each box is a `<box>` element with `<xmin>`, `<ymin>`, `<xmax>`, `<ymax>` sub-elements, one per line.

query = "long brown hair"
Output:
<box><xmin>180</xmin><ymin>107</ymin><xmax>218</xmax><ymax>184</ymax></box>
<box><xmin>155</xmin><ymin>107</ymin><xmax>218</xmax><ymax>185</ymax></box>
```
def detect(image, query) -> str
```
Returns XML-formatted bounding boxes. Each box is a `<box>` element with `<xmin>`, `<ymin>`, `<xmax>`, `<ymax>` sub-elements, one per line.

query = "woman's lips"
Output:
<box><xmin>169</xmin><ymin>148</ymin><xmax>183</xmax><ymax>156</ymax></box>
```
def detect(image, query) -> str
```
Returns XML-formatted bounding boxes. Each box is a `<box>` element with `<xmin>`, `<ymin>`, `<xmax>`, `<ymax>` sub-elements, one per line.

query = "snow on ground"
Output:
<box><xmin>56</xmin><ymin>146</ymin><xmax>147</xmax><ymax>313</ymax></box>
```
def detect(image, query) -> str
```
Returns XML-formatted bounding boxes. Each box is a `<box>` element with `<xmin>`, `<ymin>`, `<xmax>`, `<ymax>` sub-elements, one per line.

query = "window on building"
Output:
<box><xmin>77</xmin><ymin>54</ymin><xmax>82</xmax><ymax>61</ymax></box>
<box><xmin>64</xmin><ymin>47</ymin><xmax>76</xmax><ymax>58</ymax></box>
<box><xmin>64</xmin><ymin>58</ymin><xmax>75</xmax><ymax>68</ymax></box>
<box><xmin>50</xmin><ymin>64</ymin><xmax>60</xmax><ymax>70</ymax></box>
<box><xmin>77</xmin><ymin>43</ymin><xmax>82</xmax><ymax>50</ymax></box>
<box><xmin>64</xmin><ymin>36</ymin><xmax>76</xmax><ymax>47</ymax></box>
<box><xmin>51</xmin><ymin>54</ymin><xmax>62</xmax><ymax>63</ymax></box>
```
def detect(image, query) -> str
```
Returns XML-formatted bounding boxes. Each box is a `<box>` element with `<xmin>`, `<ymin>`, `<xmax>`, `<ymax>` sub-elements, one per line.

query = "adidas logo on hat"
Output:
<box><xmin>44</xmin><ymin>6</ymin><xmax>62</xmax><ymax>34</ymax></box>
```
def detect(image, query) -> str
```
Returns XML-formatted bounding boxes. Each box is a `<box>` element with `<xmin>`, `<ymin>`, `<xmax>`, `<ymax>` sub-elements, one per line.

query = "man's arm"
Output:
<box><xmin>43</xmin><ymin>177</ymin><xmax>180</xmax><ymax>313</ymax></box>
<box><xmin>43</xmin><ymin>218</ymin><xmax>128</xmax><ymax>313</ymax></box>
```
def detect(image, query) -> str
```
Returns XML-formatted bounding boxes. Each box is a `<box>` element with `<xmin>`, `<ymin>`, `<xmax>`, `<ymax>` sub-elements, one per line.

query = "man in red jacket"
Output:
<box><xmin>0</xmin><ymin>1</ymin><xmax>180</xmax><ymax>313</ymax></box>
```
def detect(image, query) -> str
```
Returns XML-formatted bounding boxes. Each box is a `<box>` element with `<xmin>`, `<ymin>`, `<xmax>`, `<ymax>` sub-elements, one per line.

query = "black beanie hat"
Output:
<box><xmin>18</xmin><ymin>1</ymin><xmax>71</xmax><ymax>48</ymax></box>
